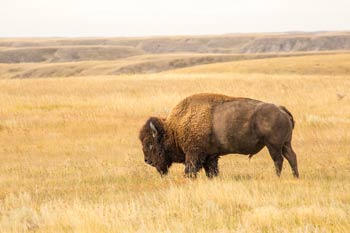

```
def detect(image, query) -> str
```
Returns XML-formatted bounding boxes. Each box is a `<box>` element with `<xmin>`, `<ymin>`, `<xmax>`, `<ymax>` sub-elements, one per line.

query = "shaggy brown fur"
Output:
<box><xmin>139</xmin><ymin>93</ymin><xmax>299</xmax><ymax>178</ymax></box>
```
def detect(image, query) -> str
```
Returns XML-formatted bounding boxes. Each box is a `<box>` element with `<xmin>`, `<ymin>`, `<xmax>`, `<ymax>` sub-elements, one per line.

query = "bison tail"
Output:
<box><xmin>280</xmin><ymin>106</ymin><xmax>295</xmax><ymax>129</ymax></box>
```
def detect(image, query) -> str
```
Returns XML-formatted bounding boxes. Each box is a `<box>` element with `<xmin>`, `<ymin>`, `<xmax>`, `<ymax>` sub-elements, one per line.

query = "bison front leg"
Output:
<box><xmin>203</xmin><ymin>156</ymin><xmax>219</xmax><ymax>178</ymax></box>
<box><xmin>184</xmin><ymin>154</ymin><xmax>202</xmax><ymax>178</ymax></box>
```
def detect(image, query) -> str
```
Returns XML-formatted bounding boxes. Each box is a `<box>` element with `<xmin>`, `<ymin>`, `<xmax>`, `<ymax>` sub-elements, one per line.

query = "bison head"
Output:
<box><xmin>139</xmin><ymin>117</ymin><xmax>171</xmax><ymax>175</ymax></box>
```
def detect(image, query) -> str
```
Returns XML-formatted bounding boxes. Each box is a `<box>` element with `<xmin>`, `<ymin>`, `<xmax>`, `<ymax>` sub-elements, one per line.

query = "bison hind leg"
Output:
<box><xmin>266</xmin><ymin>143</ymin><xmax>284</xmax><ymax>177</ymax></box>
<box><xmin>203</xmin><ymin>156</ymin><xmax>219</xmax><ymax>178</ymax></box>
<box><xmin>282</xmin><ymin>141</ymin><xmax>299</xmax><ymax>178</ymax></box>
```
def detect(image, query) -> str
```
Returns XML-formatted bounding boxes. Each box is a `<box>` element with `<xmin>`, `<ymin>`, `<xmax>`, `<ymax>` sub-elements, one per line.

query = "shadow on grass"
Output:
<box><xmin>231</xmin><ymin>174</ymin><xmax>254</xmax><ymax>181</ymax></box>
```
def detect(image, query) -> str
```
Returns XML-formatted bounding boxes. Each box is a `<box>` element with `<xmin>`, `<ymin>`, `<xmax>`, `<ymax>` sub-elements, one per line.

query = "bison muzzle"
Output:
<box><xmin>139</xmin><ymin>93</ymin><xmax>299</xmax><ymax>178</ymax></box>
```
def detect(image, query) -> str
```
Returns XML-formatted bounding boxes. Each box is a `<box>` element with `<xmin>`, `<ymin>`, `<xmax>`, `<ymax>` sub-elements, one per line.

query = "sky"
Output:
<box><xmin>1</xmin><ymin>0</ymin><xmax>349</xmax><ymax>37</ymax></box>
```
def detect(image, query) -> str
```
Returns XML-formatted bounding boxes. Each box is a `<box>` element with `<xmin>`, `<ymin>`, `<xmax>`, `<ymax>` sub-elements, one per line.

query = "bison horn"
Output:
<box><xmin>150</xmin><ymin>122</ymin><xmax>158</xmax><ymax>138</ymax></box>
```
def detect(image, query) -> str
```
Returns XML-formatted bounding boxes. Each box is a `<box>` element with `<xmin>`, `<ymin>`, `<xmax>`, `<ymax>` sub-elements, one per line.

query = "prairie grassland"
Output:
<box><xmin>0</xmin><ymin>56</ymin><xmax>350</xmax><ymax>232</ymax></box>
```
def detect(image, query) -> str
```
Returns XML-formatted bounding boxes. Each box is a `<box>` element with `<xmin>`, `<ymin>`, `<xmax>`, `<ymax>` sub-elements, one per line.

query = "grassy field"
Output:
<box><xmin>0</xmin><ymin>54</ymin><xmax>349</xmax><ymax>232</ymax></box>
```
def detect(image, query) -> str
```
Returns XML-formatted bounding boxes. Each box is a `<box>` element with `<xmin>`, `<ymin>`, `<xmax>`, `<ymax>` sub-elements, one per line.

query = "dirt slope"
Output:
<box><xmin>1</xmin><ymin>32</ymin><xmax>350</xmax><ymax>64</ymax></box>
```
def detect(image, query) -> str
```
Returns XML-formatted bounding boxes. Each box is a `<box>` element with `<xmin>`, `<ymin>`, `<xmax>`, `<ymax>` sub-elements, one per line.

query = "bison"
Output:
<box><xmin>139</xmin><ymin>93</ymin><xmax>299</xmax><ymax>178</ymax></box>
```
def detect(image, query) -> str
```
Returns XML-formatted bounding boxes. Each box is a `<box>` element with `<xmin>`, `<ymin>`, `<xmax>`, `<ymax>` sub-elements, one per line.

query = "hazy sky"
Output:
<box><xmin>1</xmin><ymin>0</ymin><xmax>349</xmax><ymax>37</ymax></box>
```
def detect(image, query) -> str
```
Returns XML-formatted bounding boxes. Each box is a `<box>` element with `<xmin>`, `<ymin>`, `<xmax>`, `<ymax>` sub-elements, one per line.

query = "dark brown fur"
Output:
<box><xmin>139</xmin><ymin>93</ymin><xmax>299</xmax><ymax>178</ymax></box>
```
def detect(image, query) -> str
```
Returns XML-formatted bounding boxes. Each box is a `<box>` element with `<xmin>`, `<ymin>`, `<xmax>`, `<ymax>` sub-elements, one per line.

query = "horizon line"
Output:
<box><xmin>1</xmin><ymin>30</ymin><xmax>349</xmax><ymax>39</ymax></box>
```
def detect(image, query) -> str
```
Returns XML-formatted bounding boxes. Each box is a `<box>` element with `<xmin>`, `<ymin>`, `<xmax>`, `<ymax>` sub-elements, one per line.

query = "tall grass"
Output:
<box><xmin>0</xmin><ymin>67</ymin><xmax>349</xmax><ymax>231</ymax></box>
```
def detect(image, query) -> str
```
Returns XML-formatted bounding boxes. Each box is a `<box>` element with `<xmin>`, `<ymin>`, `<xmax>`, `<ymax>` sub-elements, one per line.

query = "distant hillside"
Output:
<box><xmin>1</xmin><ymin>52</ymin><xmax>347</xmax><ymax>79</ymax></box>
<box><xmin>0</xmin><ymin>53</ymin><xmax>294</xmax><ymax>79</ymax></box>
<box><xmin>1</xmin><ymin>32</ymin><xmax>350</xmax><ymax>78</ymax></box>
<box><xmin>171</xmin><ymin>53</ymin><xmax>350</xmax><ymax>76</ymax></box>
<box><xmin>0</xmin><ymin>46</ymin><xmax>144</xmax><ymax>63</ymax></box>
<box><xmin>0</xmin><ymin>32</ymin><xmax>350</xmax><ymax>64</ymax></box>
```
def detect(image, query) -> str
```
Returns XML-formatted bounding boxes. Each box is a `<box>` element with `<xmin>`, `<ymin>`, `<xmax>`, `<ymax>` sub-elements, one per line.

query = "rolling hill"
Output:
<box><xmin>0</xmin><ymin>32</ymin><xmax>350</xmax><ymax>64</ymax></box>
<box><xmin>171</xmin><ymin>53</ymin><xmax>350</xmax><ymax>76</ymax></box>
<box><xmin>1</xmin><ymin>32</ymin><xmax>350</xmax><ymax>79</ymax></box>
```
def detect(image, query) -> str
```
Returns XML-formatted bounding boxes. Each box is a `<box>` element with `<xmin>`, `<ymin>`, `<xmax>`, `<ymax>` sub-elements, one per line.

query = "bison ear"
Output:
<box><xmin>147</xmin><ymin>117</ymin><xmax>165</xmax><ymax>141</ymax></box>
<box><xmin>150</xmin><ymin>122</ymin><xmax>158</xmax><ymax>138</ymax></box>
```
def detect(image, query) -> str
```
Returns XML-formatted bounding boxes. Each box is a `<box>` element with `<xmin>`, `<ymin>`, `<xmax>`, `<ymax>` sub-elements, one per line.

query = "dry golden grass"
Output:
<box><xmin>0</xmin><ymin>54</ymin><xmax>349</xmax><ymax>232</ymax></box>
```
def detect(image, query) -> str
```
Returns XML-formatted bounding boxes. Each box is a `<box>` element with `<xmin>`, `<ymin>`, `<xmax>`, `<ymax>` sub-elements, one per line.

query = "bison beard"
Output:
<box><xmin>139</xmin><ymin>93</ymin><xmax>299</xmax><ymax>178</ymax></box>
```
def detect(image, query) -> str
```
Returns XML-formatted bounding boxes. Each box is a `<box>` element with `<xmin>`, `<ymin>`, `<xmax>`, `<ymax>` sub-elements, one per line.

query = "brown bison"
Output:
<box><xmin>139</xmin><ymin>93</ymin><xmax>299</xmax><ymax>178</ymax></box>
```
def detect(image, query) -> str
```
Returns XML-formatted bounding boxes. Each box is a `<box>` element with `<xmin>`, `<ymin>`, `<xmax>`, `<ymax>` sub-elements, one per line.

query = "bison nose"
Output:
<box><xmin>145</xmin><ymin>159</ymin><xmax>152</xmax><ymax>165</ymax></box>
